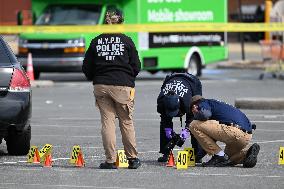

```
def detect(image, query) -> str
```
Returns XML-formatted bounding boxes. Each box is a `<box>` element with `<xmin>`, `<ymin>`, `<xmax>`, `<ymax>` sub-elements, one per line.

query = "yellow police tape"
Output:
<box><xmin>1</xmin><ymin>23</ymin><xmax>284</xmax><ymax>34</ymax></box>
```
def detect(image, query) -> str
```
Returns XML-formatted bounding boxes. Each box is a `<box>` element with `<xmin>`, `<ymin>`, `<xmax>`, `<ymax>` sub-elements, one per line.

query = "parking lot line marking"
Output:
<box><xmin>181</xmin><ymin>173</ymin><xmax>283</xmax><ymax>178</ymax></box>
<box><xmin>254</xmin><ymin>140</ymin><xmax>284</xmax><ymax>144</ymax></box>
<box><xmin>253</xmin><ymin>120</ymin><xmax>284</xmax><ymax>123</ymax></box>
<box><xmin>256</xmin><ymin>129</ymin><xmax>284</xmax><ymax>132</ymax></box>
<box><xmin>0</xmin><ymin>183</ymin><xmax>145</xmax><ymax>189</ymax></box>
<box><xmin>247</xmin><ymin>114</ymin><xmax>284</xmax><ymax>117</ymax></box>
<box><xmin>32</xmin><ymin>124</ymin><xmax>97</xmax><ymax>128</ymax></box>
<box><xmin>33</xmin><ymin>134</ymin><xmax>101</xmax><ymax>138</ymax></box>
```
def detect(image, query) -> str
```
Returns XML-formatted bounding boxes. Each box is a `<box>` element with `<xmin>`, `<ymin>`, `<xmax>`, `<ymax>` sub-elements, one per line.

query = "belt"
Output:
<box><xmin>240</xmin><ymin>128</ymin><xmax>252</xmax><ymax>134</ymax></box>
<box><xmin>226</xmin><ymin>123</ymin><xmax>252</xmax><ymax>134</ymax></box>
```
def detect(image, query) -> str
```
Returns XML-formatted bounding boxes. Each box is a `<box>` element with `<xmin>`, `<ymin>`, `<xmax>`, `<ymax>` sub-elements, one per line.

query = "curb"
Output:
<box><xmin>235</xmin><ymin>98</ymin><xmax>284</xmax><ymax>110</ymax></box>
<box><xmin>217</xmin><ymin>61</ymin><xmax>269</xmax><ymax>70</ymax></box>
<box><xmin>31</xmin><ymin>80</ymin><xmax>54</xmax><ymax>88</ymax></box>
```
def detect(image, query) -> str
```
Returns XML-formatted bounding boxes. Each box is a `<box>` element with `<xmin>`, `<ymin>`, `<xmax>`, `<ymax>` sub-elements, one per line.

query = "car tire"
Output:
<box><xmin>7</xmin><ymin>125</ymin><xmax>31</xmax><ymax>155</ymax></box>
<box><xmin>34</xmin><ymin>71</ymin><xmax>40</xmax><ymax>80</ymax></box>
<box><xmin>187</xmin><ymin>55</ymin><xmax>202</xmax><ymax>77</ymax></box>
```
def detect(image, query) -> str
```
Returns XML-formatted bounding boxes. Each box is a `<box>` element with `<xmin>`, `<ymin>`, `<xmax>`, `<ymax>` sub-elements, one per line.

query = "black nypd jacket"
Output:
<box><xmin>82</xmin><ymin>34</ymin><xmax>141</xmax><ymax>87</ymax></box>
<box><xmin>157</xmin><ymin>73</ymin><xmax>203</xmax><ymax>126</ymax></box>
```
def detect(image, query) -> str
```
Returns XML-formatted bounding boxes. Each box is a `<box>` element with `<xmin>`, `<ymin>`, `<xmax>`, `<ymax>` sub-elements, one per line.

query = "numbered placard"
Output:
<box><xmin>70</xmin><ymin>145</ymin><xmax>81</xmax><ymax>164</ymax></box>
<box><xmin>279</xmin><ymin>147</ymin><xmax>284</xmax><ymax>165</ymax></box>
<box><xmin>116</xmin><ymin>150</ymin><xmax>129</xmax><ymax>168</ymax></box>
<box><xmin>27</xmin><ymin>146</ymin><xmax>39</xmax><ymax>163</ymax></box>
<box><xmin>184</xmin><ymin>147</ymin><xmax>195</xmax><ymax>166</ymax></box>
<box><xmin>39</xmin><ymin>144</ymin><xmax>52</xmax><ymax>163</ymax></box>
<box><xmin>176</xmin><ymin>151</ymin><xmax>188</xmax><ymax>170</ymax></box>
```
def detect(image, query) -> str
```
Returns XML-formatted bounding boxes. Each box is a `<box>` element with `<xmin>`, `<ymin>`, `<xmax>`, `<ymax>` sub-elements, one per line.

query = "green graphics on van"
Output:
<box><xmin>17</xmin><ymin>0</ymin><xmax>228</xmax><ymax>79</ymax></box>
<box><xmin>137</xmin><ymin>0</ymin><xmax>228</xmax><ymax>76</ymax></box>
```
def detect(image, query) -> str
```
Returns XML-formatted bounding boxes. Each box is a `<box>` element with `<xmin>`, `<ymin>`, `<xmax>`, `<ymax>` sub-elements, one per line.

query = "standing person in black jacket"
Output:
<box><xmin>82</xmin><ymin>8</ymin><xmax>141</xmax><ymax>169</ymax></box>
<box><xmin>157</xmin><ymin>73</ymin><xmax>206</xmax><ymax>162</ymax></box>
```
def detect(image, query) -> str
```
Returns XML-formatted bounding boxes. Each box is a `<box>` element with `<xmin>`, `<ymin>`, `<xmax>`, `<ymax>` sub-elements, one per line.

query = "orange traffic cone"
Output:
<box><xmin>43</xmin><ymin>154</ymin><xmax>52</xmax><ymax>167</ymax></box>
<box><xmin>76</xmin><ymin>152</ymin><xmax>85</xmax><ymax>167</ymax></box>
<box><xmin>26</xmin><ymin>53</ymin><xmax>34</xmax><ymax>81</ymax></box>
<box><xmin>166</xmin><ymin>151</ymin><xmax>175</xmax><ymax>167</ymax></box>
<box><xmin>33</xmin><ymin>148</ymin><xmax>40</xmax><ymax>164</ymax></box>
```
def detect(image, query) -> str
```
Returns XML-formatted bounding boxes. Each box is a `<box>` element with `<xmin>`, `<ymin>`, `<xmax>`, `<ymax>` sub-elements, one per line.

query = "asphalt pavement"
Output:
<box><xmin>0</xmin><ymin>69</ymin><xmax>284</xmax><ymax>189</ymax></box>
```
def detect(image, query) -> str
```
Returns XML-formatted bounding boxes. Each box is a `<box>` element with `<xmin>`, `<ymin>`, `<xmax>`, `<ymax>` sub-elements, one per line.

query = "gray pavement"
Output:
<box><xmin>0</xmin><ymin>69</ymin><xmax>284</xmax><ymax>189</ymax></box>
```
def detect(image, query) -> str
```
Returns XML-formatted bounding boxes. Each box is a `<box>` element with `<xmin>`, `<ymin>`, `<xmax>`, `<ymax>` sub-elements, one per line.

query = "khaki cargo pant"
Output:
<box><xmin>189</xmin><ymin>120</ymin><xmax>252</xmax><ymax>164</ymax></box>
<box><xmin>94</xmin><ymin>84</ymin><xmax>138</xmax><ymax>163</ymax></box>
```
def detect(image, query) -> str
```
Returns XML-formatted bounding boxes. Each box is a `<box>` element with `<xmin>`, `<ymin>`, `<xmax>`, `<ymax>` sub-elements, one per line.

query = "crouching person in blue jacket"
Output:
<box><xmin>189</xmin><ymin>95</ymin><xmax>259</xmax><ymax>168</ymax></box>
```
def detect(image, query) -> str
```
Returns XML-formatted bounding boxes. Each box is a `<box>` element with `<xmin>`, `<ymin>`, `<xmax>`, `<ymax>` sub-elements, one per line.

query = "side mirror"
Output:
<box><xmin>17</xmin><ymin>10</ymin><xmax>33</xmax><ymax>25</ymax></box>
<box><xmin>17</xmin><ymin>10</ymin><xmax>23</xmax><ymax>25</ymax></box>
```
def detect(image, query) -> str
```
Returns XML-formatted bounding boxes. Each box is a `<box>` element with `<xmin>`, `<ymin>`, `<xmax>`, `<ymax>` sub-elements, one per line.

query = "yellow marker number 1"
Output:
<box><xmin>176</xmin><ymin>151</ymin><xmax>188</xmax><ymax>170</ymax></box>
<box><xmin>279</xmin><ymin>147</ymin><xmax>284</xmax><ymax>165</ymax></box>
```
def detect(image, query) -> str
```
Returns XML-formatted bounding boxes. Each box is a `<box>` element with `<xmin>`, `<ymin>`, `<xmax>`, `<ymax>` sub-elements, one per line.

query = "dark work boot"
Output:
<box><xmin>128</xmin><ymin>158</ymin><xmax>141</xmax><ymax>169</ymax></box>
<box><xmin>99</xmin><ymin>162</ymin><xmax>117</xmax><ymax>169</ymax></box>
<box><xmin>243</xmin><ymin>143</ymin><xmax>260</xmax><ymax>168</ymax></box>
<box><xmin>157</xmin><ymin>153</ymin><xmax>169</xmax><ymax>162</ymax></box>
<box><xmin>202</xmin><ymin>154</ymin><xmax>231</xmax><ymax>167</ymax></box>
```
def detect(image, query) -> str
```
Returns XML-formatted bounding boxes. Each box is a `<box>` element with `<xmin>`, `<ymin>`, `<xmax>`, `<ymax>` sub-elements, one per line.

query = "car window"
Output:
<box><xmin>0</xmin><ymin>37</ymin><xmax>18</xmax><ymax>65</ymax></box>
<box><xmin>0</xmin><ymin>39</ymin><xmax>11</xmax><ymax>65</ymax></box>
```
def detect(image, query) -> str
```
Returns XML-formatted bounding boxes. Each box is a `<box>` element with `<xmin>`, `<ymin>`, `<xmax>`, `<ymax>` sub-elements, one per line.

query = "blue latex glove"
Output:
<box><xmin>165</xmin><ymin>128</ymin><xmax>173</xmax><ymax>139</ymax></box>
<box><xmin>180</xmin><ymin>128</ymin><xmax>190</xmax><ymax>140</ymax></box>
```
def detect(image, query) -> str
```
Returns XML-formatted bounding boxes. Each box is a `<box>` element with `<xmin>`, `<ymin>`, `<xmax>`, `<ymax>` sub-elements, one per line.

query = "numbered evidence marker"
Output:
<box><xmin>176</xmin><ymin>151</ymin><xmax>189</xmax><ymax>170</ymax></box>
<box><xmin>279</xmin><ymin>147</ymin><xmax>284</xmax><ymax>165</ymax></box>
<box><xmin>116</xmin><ymin>150</ymin><xmax>129</xmax><ymax>168</ymax></box>
<box><xmin>39</xmin><ymin>144</ymin><xmax>53</xmax><ymax>163</ymax></box>
<box><xmin>184</xmin><ymin>147</ymin><xmax>195</xmax><ymax>166</ymax></box>
<box><xmin>27</xmin><ymin>146</ymin><xmax>40</xmax><ymax>163</ymax></box>
<box><xmin>70</xmin><ymin>145</ymin><xmax>81</xmax><ymax>164</ymax></box>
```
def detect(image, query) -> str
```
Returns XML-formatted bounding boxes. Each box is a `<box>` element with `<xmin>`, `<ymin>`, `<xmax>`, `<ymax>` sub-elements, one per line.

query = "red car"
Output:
<box><xmin>0</xmin><ymin>36</ymin><xmax>31</xmax><ymax>155</ymax></box>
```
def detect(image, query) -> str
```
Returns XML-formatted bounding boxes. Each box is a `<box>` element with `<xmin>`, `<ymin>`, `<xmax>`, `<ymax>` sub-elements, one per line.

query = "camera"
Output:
<box><xmin>164</xmin><ymin>131</ymin><xmax>185</xmax><ymax>154</ymax></box>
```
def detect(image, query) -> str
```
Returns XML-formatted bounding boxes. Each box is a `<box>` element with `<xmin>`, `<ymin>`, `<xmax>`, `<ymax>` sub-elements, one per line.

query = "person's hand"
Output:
<box><xmin>180</xmin><ymin>128</ymin><xmax>190</xmax><ymax>140</ymax></box>
<box><xmin>164</xmin><ymin>128</ymin><xmax>173</xmax><ymax>139</ymax></box>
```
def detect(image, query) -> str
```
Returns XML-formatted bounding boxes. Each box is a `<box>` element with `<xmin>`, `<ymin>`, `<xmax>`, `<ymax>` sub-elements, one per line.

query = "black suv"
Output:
<box><xmin>0</xmin><ymin>36</ymin><xmax>31</xmax><ymax>155</ymax></box>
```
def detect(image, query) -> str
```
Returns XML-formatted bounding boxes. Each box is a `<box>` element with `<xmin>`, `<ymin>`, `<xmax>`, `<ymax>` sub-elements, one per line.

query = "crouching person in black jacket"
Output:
<box><xmin>157</xmin><ymin>73</ymin><xmax>206</xmax><ymax>162</ymax></box>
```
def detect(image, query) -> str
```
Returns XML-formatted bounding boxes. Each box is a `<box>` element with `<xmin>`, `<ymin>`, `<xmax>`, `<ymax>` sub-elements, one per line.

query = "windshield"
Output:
<box><xmin>35</xmin><ymin>5</ymin><xmax>102</xmax><ymax>25</ymax></box>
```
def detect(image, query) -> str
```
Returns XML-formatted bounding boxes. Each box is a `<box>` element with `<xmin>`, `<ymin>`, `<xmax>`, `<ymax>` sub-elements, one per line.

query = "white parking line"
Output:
<box><xmin>0</xmin><ymin>183</ymin><xmax>144</xmax><ymax>189</ymax></box>
<box><xmin>254</xmin><ymin>139</ymin><xmax>284</xmax><ymax>144</ymax></box>
<box><xmin>181</xmin><ymin>173</ymin><xmax>283</xmax><ymax>178</ymax></box>
<box><xmin>256</xmin><ymin>129</ymin><xmax>284</xmax><ymax>132</ymax></box>
<box><xmin>253</xmin><ymin>120</ymin><xmax>284</xmax><ymax>123</ymax></box>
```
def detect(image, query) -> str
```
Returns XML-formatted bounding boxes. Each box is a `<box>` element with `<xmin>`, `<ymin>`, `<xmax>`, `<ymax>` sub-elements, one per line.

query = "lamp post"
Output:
<box><xmin>238</xmin><ymin>0</ymin><xmax>245</xmax><ymax>60</ymax></box>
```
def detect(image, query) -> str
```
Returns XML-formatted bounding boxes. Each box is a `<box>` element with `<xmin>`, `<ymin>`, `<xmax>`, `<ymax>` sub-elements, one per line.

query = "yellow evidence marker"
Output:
<box><xmin>27</xmin><ymin>146</ymin><xmax>40</xmax><ymax>163</ymax></box>
<box><xmin>116</xmin><ymin>150</ymin><xmax>129</xmax><ymax>168</ymax></box>
<box><xmin>279</xmin><ymin>147</ymin><xmax>284</xmax><ymax>165</ymax></box>
<box><xmin>39</xmin><ymin>144</ymin><xmax>53</xmax><ymax>163</ymax></box>
<box><xmin>176</xmin><ymin>151</ymin><xmax>189</xmax><ymax>170</ymax></box>
<box><xmin>70</xmin><ymin>145</ymin><xmax>81</xmax><ymax>164</ymax></box>
<box><xmin>184</xmin><ymin>147</ymin><xmax>196</xmax><ymax>166</ymax></box>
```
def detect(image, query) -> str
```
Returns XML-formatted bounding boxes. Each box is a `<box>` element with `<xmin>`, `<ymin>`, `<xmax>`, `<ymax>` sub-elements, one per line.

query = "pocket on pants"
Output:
<box><xmin>126</xmin><ymin>100</ymin><xmax>134</xmax><ymax>119</ymax></box>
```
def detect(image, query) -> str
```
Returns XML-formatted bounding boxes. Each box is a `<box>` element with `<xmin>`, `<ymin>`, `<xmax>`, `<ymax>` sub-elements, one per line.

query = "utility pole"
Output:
<box><xmin>238</xmin><ymin>0</ymin><xmax>245</xmax><ymax>60</ymax></box>
<box><xmin>265</xmin><ymin>0</ymin><xmax>273</xmax><ymax>41</ymax></box>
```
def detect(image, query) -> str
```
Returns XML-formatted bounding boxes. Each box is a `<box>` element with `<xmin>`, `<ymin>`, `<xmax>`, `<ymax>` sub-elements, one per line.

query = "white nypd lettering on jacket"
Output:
<box><xmin>162</xmin><ymin>79</ymin><xmax>189</xmax><ymax>97</ymax></box>
<box><xmin>96</xmin><ymin>37</ymin><xmax>125</xmax><ymax>61</ymax></box>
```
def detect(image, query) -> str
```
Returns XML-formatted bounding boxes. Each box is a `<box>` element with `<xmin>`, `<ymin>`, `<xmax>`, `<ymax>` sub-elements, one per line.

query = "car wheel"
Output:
<box><xmin>34</xmin><ymin>71</ymin><xmax>40</xmax><ymax>80</ymax></box>
<box><xmin>186</xmin><ymin>55</ymin><xmax>201</xmax><ymax>77</ymax></box>
<box><xmin>7</xmin><ymin>125</ymin><xmax>31</xmax><ymax>155</ymax></box>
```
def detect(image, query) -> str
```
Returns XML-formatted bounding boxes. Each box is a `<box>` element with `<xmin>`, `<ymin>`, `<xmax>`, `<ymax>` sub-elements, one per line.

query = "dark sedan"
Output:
<box><xmin>0</xmin><ymin>36</ymin><xmax>31</xmax><ymax>155</ymax></box>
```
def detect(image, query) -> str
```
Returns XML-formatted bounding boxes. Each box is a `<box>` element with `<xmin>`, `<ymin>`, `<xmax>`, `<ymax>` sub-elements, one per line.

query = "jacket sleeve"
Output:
<box><xmin>193</xmin><ymin>101</ymin><xmax>212</xmax><ymax>121</ymax></box>
<box><xmin>128</xmin><ymin>38</ymin><xmax>141</xmax><ymax>77</ymax></box>
<box><xmin>82</xmin><ymin>39</ymin><xmax>96</xmax><ymax>81</ymax></box>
